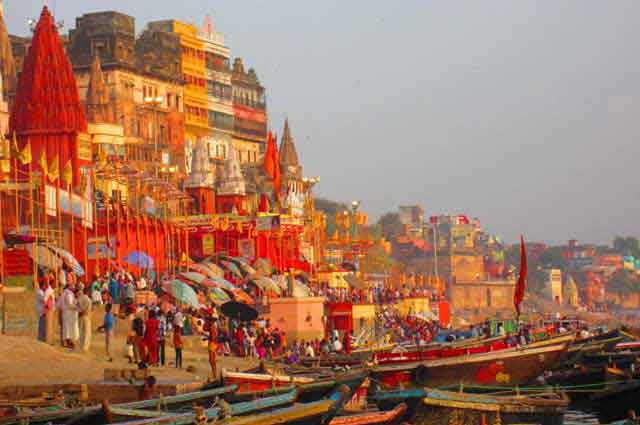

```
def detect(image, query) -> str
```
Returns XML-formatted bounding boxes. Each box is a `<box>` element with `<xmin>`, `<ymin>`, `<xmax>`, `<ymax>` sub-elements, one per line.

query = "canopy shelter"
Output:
<box><xmin>229</xmin><ymin>256</ymin><xmax>256</xmax><ymax>276</ymax></box>
<box><xmin>200</xmin><ymin>261</ymin><xmax>225</xmax><ymax>278</ymax></box>
<box><xmin>162</xmin><ymin>279</ymin><xmax>201</xmax><ymax>308</ymax></box>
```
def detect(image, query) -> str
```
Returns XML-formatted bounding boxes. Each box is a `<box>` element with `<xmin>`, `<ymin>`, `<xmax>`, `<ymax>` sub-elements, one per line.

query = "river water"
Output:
<box><xmin>564</xmin><ymin>409</ymin><xmax>624</xmax><ymax>424</ymax></box>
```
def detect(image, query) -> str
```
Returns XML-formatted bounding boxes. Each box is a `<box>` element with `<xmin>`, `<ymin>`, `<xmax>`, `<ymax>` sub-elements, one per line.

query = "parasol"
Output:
<box><xmin>249</xmin><ymin>276</ymin><xmax>283</xmax><ymax>295</ymax></box>
<box><xmin>179</xmin><ymin>271</ymin><xmax>208</xmax><ymax>284</ymax></box>
<box><xmin>188</xmin><ymin>263</ymin><xmax>220</xmax><ymax>279</ymax></box>
<box><xmin>45</xmin><ymin>244</ymin><xmax>85</xmax><ymax>277</ymax></box>
<box><xmin>163</xmin><ymin>279</ymin><xmax>200</xmax><ymax>308</ymax></box>
<box><xmin>207</xmin><ymin>276</ymin><xmax>236</xmax><ymax>291</ymax></box>
<box><xmin>27</xmin><ymin>244</ymin><xmax>63</xmax><ymax>271</ymax></box>
<box><xmin>207</xmin><ymin>287</ymin><xmax>231</xmax><ymax>306</ymax></box>
<box><xmin>291</xmin><ymin>280</ymin><xmax>311</xmax><ymax>298</ymax></box>
<box><xmin>220</xmin><ymin>260</ymin><xmax>243</xmax><ymax>278</ymax></box>
<box><xmin>200</xmin><ymin>261</ymin><xmax>225</xmax><ymax>278</ymax></box>
<box><xmin>254</xmin><ymin>258</ymin><xmax>273</xmax><ymax>276</ymax></box>
<box><xmin>221</xmin><ymin>301</ymin><xmax>258</xmax><ymax>322</ymax></box>
<box><xmin>230</xmin><ymin>256</ymin><xmax>257</xmax><ymax>276</ymax></box>
<box><xmin>123</xmin><ymin>251</ymin><xmax>154</xmax><ymax>269</ymax></box>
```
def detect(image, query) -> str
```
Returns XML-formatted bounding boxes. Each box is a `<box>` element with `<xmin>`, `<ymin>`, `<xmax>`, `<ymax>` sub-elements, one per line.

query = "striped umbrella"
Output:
<box><xmin>45</xmin><ymin>244</ymin><xmax>85</xmax><ymax>277</ymax></box>
<box><xmin>163</xmin><ymin>279</ymin><xmax>201</xmax><ymax>308</ymax></box>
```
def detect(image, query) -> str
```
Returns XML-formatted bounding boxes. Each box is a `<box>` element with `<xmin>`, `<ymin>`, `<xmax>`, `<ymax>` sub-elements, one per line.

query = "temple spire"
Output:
<box><xmin>218</xmin><ymin>142</ymin><xmax>246</xmax><ymax>196</ymax></box>
<box><xmin>86</xmin><ymin>54</ymin><xmax>113</xmax><ymax>123</ymax></box>
<box><xmin>279</xmin><ymin>118</ymin><xmax>299</xmax><ymax>168</ymax></box>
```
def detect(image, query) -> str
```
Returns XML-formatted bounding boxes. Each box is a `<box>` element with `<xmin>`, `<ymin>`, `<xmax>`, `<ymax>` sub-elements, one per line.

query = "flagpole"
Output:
<box><xmin>106</xmin><ymin>191</ymin><xmax>111</xmax><ymax>275</ymax></box>
<box><xmin>0</xmin><ymin>183</ymin><xmax>5</xmax><ymax>286</ymax></box>
<box><xmin>93</xmin><ymin>182</ymin><xmax>99</xmax><ymax>277</ymax></box>
<box><xmin>29</xmin><ymin>160</ymin><xmax>37</xmax><ymax>289</ymax></box>
<box><xmin>13</xmin><ymin>148</ymin><xmax>19</xmax><ymax>233</ymax></box>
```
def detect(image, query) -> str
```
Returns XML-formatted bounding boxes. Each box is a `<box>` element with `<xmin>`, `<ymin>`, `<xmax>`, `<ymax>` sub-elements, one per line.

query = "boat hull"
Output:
<box><xmin>372</xmin><ymin>343</ymin><xmax>569</xmax><ymax>389</ymax></box>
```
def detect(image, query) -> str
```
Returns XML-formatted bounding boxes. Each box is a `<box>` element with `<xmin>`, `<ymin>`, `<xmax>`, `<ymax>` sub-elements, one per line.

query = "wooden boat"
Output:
<box><xmin>588</xmin><ymin>379</ymin><xmax>640</xmax><ymax>424</ymax></box>
<box><xmin>328</xmin><ymin>403</ymin><xmax>407</xmax><ymax>425</ymax></box>
<box><xmin>221</xmin><ymin>369</ymin><xmax>314</xmax><ymax>393</ymax></box>
<box><xmin>615</xmin><ymin>341</ymin><xmax>640</xmax><ymax>351</ymax></box>
<box><xmin>372</xmin><ymin>332</ymin><xmax>573</xmax><ymax>367</ymax></box>
<box><xmin>114</xmin><ymin>384</ymin><xmax>351</xmax><ymax>425</ymax></box>
<box><xmin>411</xmin><ymin>388</ymin><xmax>568</xmax><ymax>425</ymax></box>
<box><xmin>103</xmin><ymin>388</ymin><xmax>299</xmax><ymax>423</ymax></box>
<box><xmin>1</xmin><ymin>385</ymin><xmax>238</xmax><ymax>425</ymax></box>
<box><xmin>371</xmin><ymin>343</ymin><xmax>569</xmax><ymax>389</ymax></box>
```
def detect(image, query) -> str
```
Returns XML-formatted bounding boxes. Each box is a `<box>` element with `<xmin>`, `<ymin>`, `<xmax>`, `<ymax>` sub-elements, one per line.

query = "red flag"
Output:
<box><xmin>263</xmin><ymin>131</ymin><xmax>281</xmax><ymax>199</ymax></box>
<box><xmin>514</xmin><ymin>235</ymin><xmax>527</xmax><ymax>316</ymax></box>
<box><xmin>258</xmin><ymin>193</ymin><xmax>269</xmax><ymax>213</ymax></box>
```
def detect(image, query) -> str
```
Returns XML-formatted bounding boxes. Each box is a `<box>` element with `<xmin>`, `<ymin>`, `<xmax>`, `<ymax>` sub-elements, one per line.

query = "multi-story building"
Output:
<box><xmin>0</xmin><ymin>4</ymin><xmax>15</xmax><ymax>176</ymax></box>
<box><xmin>232</xmin><ymin>57</ymin><xmax>266</xmax><ymax>164</ymax></box>
<box><xmin>67</xmin><ymin>11</ymin><xmax>184</xmax><ymax>172</ymax></box>
<box><xmin>148</xmin><ymin>18</ymin><xmax>234</xmax><ymax>177</ymax></box>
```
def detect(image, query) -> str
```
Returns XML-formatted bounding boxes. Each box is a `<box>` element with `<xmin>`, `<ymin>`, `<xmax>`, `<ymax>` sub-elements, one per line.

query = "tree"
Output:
<box><xmin>613</xmin><ymin>236</ymin><xmax>640</xmax><ymax>257</ymax></box>
<box><xmin>378</xmin><ymin>212</ymin><xmax>405</xmax><ymax>241</ymax></box>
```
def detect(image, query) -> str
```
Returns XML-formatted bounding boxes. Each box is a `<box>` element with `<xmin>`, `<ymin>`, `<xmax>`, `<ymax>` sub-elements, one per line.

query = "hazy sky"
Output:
<box><xmin>5</xmin><ymin>1</ymin><xmax>639</xmax><ymax>245</ymax></box>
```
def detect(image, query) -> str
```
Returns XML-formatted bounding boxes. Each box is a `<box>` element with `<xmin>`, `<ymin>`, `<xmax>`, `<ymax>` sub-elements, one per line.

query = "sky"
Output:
<box><xmin>4</xmin><ymin>1</ymin><xmax>640</xmax><ymax>245</ymax></box>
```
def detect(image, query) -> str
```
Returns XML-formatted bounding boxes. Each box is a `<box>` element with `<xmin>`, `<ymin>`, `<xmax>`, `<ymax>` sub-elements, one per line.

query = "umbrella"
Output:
<box><xmin>163</xmin><ymin>279</ymin><xmax>200</xmax><ymax>308</ymax></box>
<box><xmin>254</xmin><ymin>258</ymin><xmax>273</xmax><ymax>276</ymax></box>
<box><xmin>207</xmin><ymin>276</ymin><xmax>236</xmax><ymax>291</ymax></box>
<box><xmin>230</xmin><ymin>256</ymin><xmax>257</xmax><ymax>276</ymax></box>
<box><xmin>221</xmin><ymin>301</ymin><xmax>258</xmax><ymax>322</ymax></box>
<box><xmin>44</xmin><ymin>244</ymin><xmax>85</xmax><ymax>277</ymax></box>
<box><xmin>291</xmin><ymin>280</ymin><xmax>311</xmax><ymax>298</ymax></box>
<box><xmin>249</xmin><ymin>276</ymin><xmax>283</xmax><ymax>295</ymax></box>
<box><xmin>27</xmin><ymin>244</ymin><xmax>64</xmax><ymax>271</ymax></box>
<box><xmin>293</xmin><ymin>270</ymin><xmax>310</xmax><ymax>284</ymax></box>
<box><xmin>200</xmin><ymin>261</ymin><xmax>225</xmax><ymax>278</ymax></box>
<box><xmin>179</xmin><ymin>271</ymin><xmax>208</xmax><ymax>284</ymax></box>
<box><xmin>188</xmin><ymin>263</ymin><xmax>220</xmax><ymax>279</ymax></box>
<box><xmin>207</xmin><ymin>287</ymin><xmax>231</xmax><ymax>305</ymax></box>
<box><xmin>220</xmin><ymin>260</ymin><xmax>242</xmax><ymax>278</ymax></box>
<box><xmin>123</xmin><ymin>251</ymin><xmax>154</xmax><ymax>269</ymax></box>
<box><xmin>341</xmin><ymin>261</ymin><xmax>357</xmax><ymax>272</ymax></box>
<box><xmin>227</xmin><ymin>288</ymin><xmax>254</xmax><ymax>305</ymax></box>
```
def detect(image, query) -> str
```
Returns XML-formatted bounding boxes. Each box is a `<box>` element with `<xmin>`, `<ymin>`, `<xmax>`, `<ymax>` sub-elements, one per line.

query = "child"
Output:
<box><xmin>173</xmin><ymin>325</ymin><xmax>183</xmax><ymax>369</ymax></box>
<box><xmin>97</xmin><ymin>304</ymin><xmax>114</xmax><ymax>362</ymax></box>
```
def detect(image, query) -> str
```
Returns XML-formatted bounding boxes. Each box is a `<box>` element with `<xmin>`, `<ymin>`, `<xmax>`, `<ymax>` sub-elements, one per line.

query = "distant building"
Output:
<box><xmin>231</xmin><ymin>57</ymin><xmax>266</xmax><ymax>164</ymax></box>
<box><xmin>545</xmin><ymin>268</ymin><xmax>563</xmax><ymax>304</ymax></box>
<box><xmin>398</xmin><ymin>205</ymin><xmax>424</xmax><ymax>239</ymax></box>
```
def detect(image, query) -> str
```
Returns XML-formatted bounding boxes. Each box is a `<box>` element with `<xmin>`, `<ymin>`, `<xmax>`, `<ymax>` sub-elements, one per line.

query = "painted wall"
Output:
<box><xmin>267</xmin><ymin>297</ymin><xmax>325</xmax><ymax>343</ymax></box>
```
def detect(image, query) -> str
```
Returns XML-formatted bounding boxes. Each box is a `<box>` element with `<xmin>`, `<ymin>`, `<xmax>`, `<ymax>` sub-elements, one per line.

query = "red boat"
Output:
<box><xmin>371</xmin><ymin>342</ymin><xmax>569</xmax><ymax>388</ymax></box>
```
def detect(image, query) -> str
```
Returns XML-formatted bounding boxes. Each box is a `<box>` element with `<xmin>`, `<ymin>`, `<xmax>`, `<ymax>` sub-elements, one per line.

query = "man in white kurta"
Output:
<box><xmin>60</xmin><ymin>286</ymin><xmax>79</xmax><ymax>348</ymax></box>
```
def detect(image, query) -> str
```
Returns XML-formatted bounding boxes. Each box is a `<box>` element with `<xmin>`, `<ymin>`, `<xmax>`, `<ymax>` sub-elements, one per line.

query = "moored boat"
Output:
<box><xmin>411</xmin><ymin>388</ymin><xmax>568</xmax><ymax>425</ymax></box>
<box><xmin>371</xmin><ymin>342</ymin><xmax>569</xmax><ymax>389</ymax></box>
<box><xmin>221</xmin><ymin>369</ymin><xmax>314</xmax><ymax>393</ymax></box>
<box><xmin>0</xmin><ymin>385</ymin><xmax>238</xmax><ymax>425</ymax></box>
<box><xmin>329</xmin><ymin>403</ymin><xmax>406</xmax><ymax>425</ymax></box>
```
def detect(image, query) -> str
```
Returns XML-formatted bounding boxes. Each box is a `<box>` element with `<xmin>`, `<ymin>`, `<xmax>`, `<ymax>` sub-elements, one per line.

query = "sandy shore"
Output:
<box><xmin>0</xmin><ymin>318</ymin><xmax>258</xmax><ymax>386</ymax></box>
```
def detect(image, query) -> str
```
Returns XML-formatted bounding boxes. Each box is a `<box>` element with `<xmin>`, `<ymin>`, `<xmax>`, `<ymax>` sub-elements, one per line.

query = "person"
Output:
<box><xmin>344</xmin><ymin>331</ymin><xmax>352</xmax><ymax>355</ymax></box>
<box><xmin>91</xmin><ymin>281</ymin><xmax>103</xmax><ymax>305</ymax></box>
<box><xmin>332</xmin><ymin>336</ymin><xmax>343</xmax><ymax>353</ymax></box>
<box><xmin>174</xmin><ymin>325</ymin><xmax>183</xmax><ymax>368</ymax></box>
<box><xmin>97</xmin><ymin>304</ymin><xmax>114</xmax><ymax>361</ymax></box>
<box><xmin>76</xmin><ymin>283</ymin><xmax>92</xmax><ymax>352</ymax></box>
<box><xmin>157</xmin><ymin>311</ymin><xmax>167</xmax><ymax>366</ymax></box>
<box><xmin>59</xmin><ymin>284</ymin><xmax>79</xmax><ymax>348</ymax></box>
<box><xmin>144</xmin><ymin>310</ymin><xmax>159</xmax><ymax>366</ymax></box>
<box><xmin>108</xmin><ymin>274</ymin><xmax>119</xmax><ymax>305</ymax></box>
<box><xmin>133</xmin><ymin>315</ymin><xmax>146</xmax><ymax>367</ymax></box>
<box><xmin>36</xmin><ymin>280</ymin><xmax>55</xmax><ymax>343</ymax></box>
<box><xmin>207</xmin><ymin>321</ymin><xmax>218</xmax><ymax>380</ymax></box>
<box><xmin>305</xmin><ymin>341</ymin><xmax>315</xmax><ymax>358</ymax></box>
